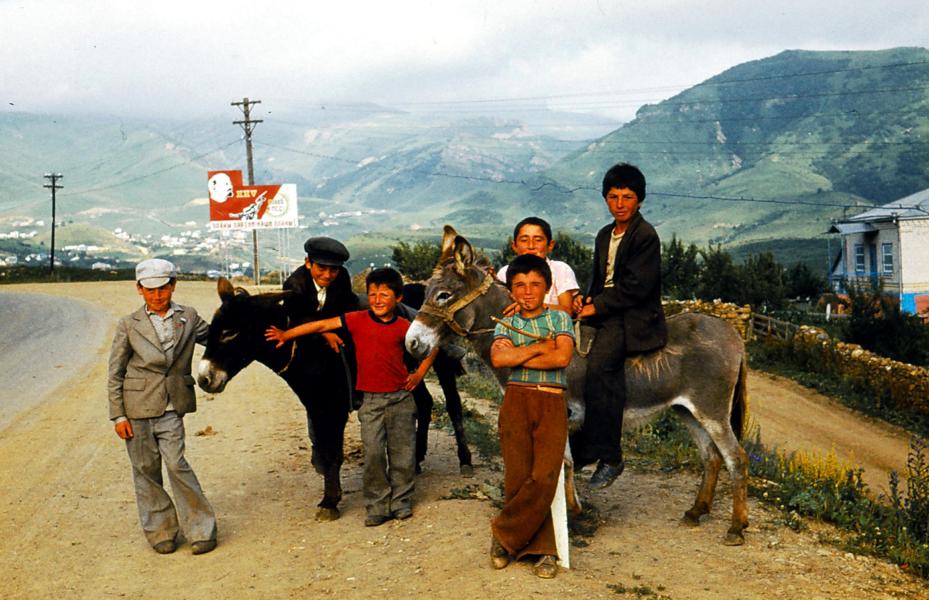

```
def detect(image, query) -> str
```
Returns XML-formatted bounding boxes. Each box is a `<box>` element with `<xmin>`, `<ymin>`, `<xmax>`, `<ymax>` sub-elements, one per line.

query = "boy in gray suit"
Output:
<box><xmin>107</xmin><ymin>258</ymin><xmax>217</xmax><ymax>555</ymax></box>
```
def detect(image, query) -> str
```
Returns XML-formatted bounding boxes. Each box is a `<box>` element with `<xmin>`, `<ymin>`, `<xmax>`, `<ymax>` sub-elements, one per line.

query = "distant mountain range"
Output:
<box><xmin>2</xmin><ymin>47</ymin><xmax>928</xmax><ymax>272</ymax></box>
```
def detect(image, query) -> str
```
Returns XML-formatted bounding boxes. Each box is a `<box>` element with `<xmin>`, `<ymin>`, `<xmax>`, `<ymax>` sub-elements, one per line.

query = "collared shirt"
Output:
<box><xmin>493</xmin><ymin>308</ymin><xmax>574</xmax><ymax>388</ymax></box>
<box><xmin>604</xmin><ymin>231</ymin><xmax>624</xmax><ymax>288</ymax></box>
<box><xmin>314</xmin><ymin>280</ymin><xmax>327</xmax><ymax>309</ymax></box>
<box><xmin>497</xmin><ymin>258</ymin><xmax>580</xmax><ymax>306</ymax></box>
<box><xmin>144</xmin><ymin>302</ymin><xmax>179</xmax><ymax>413</ymax></box>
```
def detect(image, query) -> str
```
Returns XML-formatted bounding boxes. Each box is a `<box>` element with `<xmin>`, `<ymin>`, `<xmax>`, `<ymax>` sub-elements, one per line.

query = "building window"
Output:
<box><xmin>882</xmin><ymin>243</ymin><xmax>894</xmax><ymax>275</ymax></box>
<box><xmin>854</xmin><ymin>244</ymin><xmax>865</xmax><ymax>274</ymax></box>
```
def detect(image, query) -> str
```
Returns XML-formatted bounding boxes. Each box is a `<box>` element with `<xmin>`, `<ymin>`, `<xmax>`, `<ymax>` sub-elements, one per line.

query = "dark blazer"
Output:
<box><xmin>108</xmin><ymin>304</ymin><xmax>209</xmax><ymax>420</ymax></box>
<box><xmin>282</xmin><ymin>265</ymin><xmax>360</xmax><ymax>325</ymax></box>
<box><xmin>587</xmin><ymin>212</ymin><xmax>667</xmax><ymax>353</ymax></box>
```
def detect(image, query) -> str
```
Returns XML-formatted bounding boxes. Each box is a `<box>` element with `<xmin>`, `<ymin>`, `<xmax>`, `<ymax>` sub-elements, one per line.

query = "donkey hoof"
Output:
<box><xmin>723</xmin><ymin>530</ymin><xmax>745</xmax><ymax>546</ymax></box>
<box><xmin>459</xmin><ymin>464</ymin><xmax>474</xmax><ymax>478</ymax></box>
<box><xmin>681</xmin><ymin>511</ymin><xmax>702</xmax><ymax>527</ymax></box>
<box><xmin>315</xmin><ymin>507</ymin><xmax>340</xmax><ymax>522</ymax></box>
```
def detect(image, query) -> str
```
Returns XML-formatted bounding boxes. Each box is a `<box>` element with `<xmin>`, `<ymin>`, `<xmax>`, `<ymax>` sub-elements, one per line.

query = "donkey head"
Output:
<box><xmin>406</xmin><ymin>225</ymin><xmax>501</xmax><ymax>359</ymax></box>
<box><xmin>197</xmin><ymin>278</ymin><xmax>288</xmax><ymax>393</ymax></box>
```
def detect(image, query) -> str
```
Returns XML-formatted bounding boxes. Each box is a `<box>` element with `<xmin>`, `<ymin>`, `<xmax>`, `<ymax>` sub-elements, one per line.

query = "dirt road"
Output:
<box><xmin>749</xmin><ymin>372</ymin><xmax>915</xmax><ymax>495</ymax></box>
<box><xmin>0</xmin><ymin>281</ymin><xmax>923</xmax><ymax>599</ymax></box>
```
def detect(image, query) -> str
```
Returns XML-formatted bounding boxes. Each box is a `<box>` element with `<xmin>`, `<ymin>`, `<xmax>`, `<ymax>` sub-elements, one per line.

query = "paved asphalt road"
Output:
<box><xmin>0</xmin><ymin>292</ymin><xmax>108</xmax><ymax>429</ymax></box>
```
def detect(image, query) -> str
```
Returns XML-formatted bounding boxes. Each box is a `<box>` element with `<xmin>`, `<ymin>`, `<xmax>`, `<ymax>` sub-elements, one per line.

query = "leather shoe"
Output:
<box><xmin>364</xmin><ymin>514</ymin><xmax>391</xmax><ymax>527</ymax></box>
<box><xmin>392</xmin><ymin>508</ymin><xmax>413</xmax><ymax>520</ymax></box>
<box><xmin>533</xmin><ymin>554</ymin><xmax>558</xmax><ymax>578</ymax></box>
<box><xmin>153</xmin><ymin>540</ymin><xmax>176</xmax><ymax>554</ymax></box>
<box><xmin>190</xmin><ymin>539</ymin><xmax>217</xmax><ymax>555</ymax></box>
<box><xmin>589</xmin><ymin>459</ymin><xmax>625</xmax><ymax>489</ymax></box>
<box><xmin>490</xmin><ymin>537</ymin><xmax>510</xmax><ymax>569</ymax></box>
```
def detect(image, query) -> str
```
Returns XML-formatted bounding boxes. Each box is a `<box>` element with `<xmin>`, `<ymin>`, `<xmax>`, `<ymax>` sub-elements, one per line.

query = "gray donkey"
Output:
<box><xmin>405</xmin><ymin>226</ymin><xmax>750</xmax><ymax>545</ymax></box>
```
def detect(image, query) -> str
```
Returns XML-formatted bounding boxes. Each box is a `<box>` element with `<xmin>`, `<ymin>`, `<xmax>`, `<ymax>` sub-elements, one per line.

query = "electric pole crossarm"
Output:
<box><xmin>232</xmin><ymin>97</ymin><xmax>263</xmax><ymax>285</ymax></box>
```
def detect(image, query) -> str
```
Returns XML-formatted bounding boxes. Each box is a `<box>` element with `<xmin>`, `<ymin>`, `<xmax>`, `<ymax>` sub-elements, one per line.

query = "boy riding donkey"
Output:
<box><xmin>489</xmin><ymin>254</ymin><xmax>575</xmax><ymax>579</ymax></box>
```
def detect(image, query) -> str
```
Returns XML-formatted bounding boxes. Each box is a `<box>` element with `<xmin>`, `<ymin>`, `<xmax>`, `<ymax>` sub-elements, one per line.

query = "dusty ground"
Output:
<box><xmin>0</xmin><ymin>281</ymin><xmax>924</xmax><ymax>599</ymax></box>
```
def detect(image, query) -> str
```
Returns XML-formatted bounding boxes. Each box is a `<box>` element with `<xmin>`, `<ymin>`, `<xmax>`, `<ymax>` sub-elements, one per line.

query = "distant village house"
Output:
<box><xmin>828</xmin><ymin>187</ymin><xmax>929</xmax><ymax>316</ymax></box>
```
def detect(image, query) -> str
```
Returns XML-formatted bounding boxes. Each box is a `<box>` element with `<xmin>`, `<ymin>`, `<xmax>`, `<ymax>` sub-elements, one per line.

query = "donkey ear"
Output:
<box><xmin>453</xmin><ymin>235</ymin><xmax>475</xmax><ymax>275</ymax></box>
<box><xmin>441</xmin><ymin>225</ymin><xmax>458</xmax><ymax>256</ymax></box>
<box><xmin>218</xmin><ymin>277</ymin><xmax>235</xmax><ymax>302</ymax></box>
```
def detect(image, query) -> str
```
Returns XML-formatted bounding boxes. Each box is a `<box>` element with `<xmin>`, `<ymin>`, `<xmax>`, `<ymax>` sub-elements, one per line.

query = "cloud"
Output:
<box><xmin>1</xmin><ymin>0</ymin><xmax>927</xmax><ymax>120</ymax></box>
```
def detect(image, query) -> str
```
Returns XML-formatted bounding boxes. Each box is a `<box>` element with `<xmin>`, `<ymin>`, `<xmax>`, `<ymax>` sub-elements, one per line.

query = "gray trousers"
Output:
<box><xmin>125</xmin><ymin>411</ymin><xmax>217</xmax><ymax>547</ymax></box>
<box><xmin>358</xmin><ymin>391</ymin><xmax>416</xmax><ymax>517</ymax></box>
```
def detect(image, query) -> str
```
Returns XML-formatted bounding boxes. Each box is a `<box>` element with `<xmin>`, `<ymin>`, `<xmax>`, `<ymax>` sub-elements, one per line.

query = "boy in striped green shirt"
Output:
<box><xmin>489</xmin><ymin>254</ymin><xmax>574</xmax><ymax>578</ymax></box>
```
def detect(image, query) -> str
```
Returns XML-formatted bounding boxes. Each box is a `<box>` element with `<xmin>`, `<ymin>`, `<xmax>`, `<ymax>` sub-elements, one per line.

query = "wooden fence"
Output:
<box><xmin>750</xmin><ymin>313</ymin><xmax>800</xmax><ymax>341</ymax></box>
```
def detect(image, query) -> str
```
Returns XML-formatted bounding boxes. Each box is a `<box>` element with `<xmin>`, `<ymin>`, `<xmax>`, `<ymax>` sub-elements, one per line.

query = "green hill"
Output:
<box><xmin>3</xmin><ymin>48</ymin><xmax>928</xmax><ymax>271</ymax></box>
<box><xmin>532</xmin><ymin>47</ymin><xmax>929</xmax><ymax>253</ymax></box>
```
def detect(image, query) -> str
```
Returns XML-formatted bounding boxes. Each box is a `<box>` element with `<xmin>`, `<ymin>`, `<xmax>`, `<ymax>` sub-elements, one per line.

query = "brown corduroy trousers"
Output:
<box><xmin>491</xmin><ymin>384</ymin><xmax>568</xmax><ymax>559</ymax></box>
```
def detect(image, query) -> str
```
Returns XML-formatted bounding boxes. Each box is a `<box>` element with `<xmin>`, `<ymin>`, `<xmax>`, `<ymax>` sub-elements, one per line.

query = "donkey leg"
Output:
<box><xmin>307</xmin><ymin>407</ymin><xmax>345</xmax><ymax>521</ymax></box>
<box><xmin>438</xmin><ymin>365</ymin><xmax>473</xmax><ymax>476</ymax></box>
<box><xmin>412</xmin><ymin>382</ymin><xmax>433</xmax><ymax>473</ymax></box>
<box><xmin>703</xmin><ymin>424</ymin><xmax>749</xmax><ymax>545</ymax></box>
<box><xmin>316</xmin><ymin>458</ymin><xmax>344</xmax><ymax>522</ymax></box>
<box><xmin>676</xmin><ymin>408</ymin><xmax>723</xmax><ymax>526</ymax></box>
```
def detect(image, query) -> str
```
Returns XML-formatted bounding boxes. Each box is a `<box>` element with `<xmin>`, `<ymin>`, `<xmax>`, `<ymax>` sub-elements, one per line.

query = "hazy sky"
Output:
<box><xmin>2</xmin><ymin>0</ymin><xmax>928</xmax><ymax>122</ymax></box>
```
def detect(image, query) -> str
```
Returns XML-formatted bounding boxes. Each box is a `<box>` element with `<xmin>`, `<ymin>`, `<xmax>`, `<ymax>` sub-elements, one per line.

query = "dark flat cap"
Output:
<box><xmin>304</xmin><ymin>236</ymin><xmax>349</xmax><ymax>266</ymax></box>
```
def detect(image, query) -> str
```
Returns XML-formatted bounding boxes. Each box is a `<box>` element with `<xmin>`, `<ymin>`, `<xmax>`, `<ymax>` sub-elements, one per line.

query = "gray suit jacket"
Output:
<box><xmin>108</xmin><ymin>303</ymin><xmax>210</xmax><ymax>420</ymax></box>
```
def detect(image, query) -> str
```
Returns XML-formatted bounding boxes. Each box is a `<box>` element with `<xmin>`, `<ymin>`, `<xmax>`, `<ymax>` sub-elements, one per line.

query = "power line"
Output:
<box><xmin>305</xmin><ymin>59</ymin><xmax>929</xmax><ymax>109</ymax></box>
<box><xmin>59</xmin><ymin>139</ymin><xmax>239</xmax><ymax>197</ymax></box>
<box><xmin>255</xmin><ymin>140</ymin><xmax>882</xmax><ymax>211</ymax></box>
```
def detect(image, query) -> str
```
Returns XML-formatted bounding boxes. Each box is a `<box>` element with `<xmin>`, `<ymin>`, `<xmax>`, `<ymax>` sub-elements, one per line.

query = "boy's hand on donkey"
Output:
<box><xmin>322</xmin><ymin>332</ymin><xmax>344</xmax><ymax>353</ymax></box>
<box><xmin>403</xmin><ymin>371</ymin><xmax>424</xmax><ymax>391</ymax></box>
<box><xmin>264</xmin><ymin>326</ymin><xmax>288</xmax><ymax>348</ymax></box>
<box><xmin>114</xmin><ymin>420</ymin><xmax>134</xmax><ymax>440</ymax></box>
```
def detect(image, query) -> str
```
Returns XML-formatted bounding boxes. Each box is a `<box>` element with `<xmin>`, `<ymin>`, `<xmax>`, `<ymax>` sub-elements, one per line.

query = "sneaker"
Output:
<box><xmin>392</xmin><ymin>508</ymin><xmax>413</xmax><ymax>520</ymax></box>
<box><xmin>589</xmin><ymin>459</ymin><xmax>625</xmax><ymax>489</ymax></box>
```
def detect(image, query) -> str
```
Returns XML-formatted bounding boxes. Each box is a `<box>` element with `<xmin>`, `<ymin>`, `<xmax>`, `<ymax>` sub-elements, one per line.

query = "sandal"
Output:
<box><xmin>533</xmin><ymin>554</ymin><xmax>558</xmax><ymax>579</ymax></box>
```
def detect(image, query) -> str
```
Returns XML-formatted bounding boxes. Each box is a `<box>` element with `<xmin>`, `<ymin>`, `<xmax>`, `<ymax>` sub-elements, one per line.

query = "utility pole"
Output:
<box><xmin>43</xmin><ymin>173</ymin><xmax>63</xmax><ymax>273</ymax></box>
<box><xmin>232</xmin><ymin>97</ymin><xmax>263</xmax><ymax>285</ymax></box>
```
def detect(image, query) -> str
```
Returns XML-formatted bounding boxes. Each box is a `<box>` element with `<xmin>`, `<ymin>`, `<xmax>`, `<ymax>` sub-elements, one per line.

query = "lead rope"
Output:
<box><xmin>276</xmin><ymin>339</ymin><xmax>298</xmax><ymax>375</ymax></box>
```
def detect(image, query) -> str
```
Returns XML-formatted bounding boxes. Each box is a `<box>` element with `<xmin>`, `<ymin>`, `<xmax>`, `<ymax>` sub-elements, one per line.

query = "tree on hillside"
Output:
<box><xmin>662</xmin><ymin>235</ymin><xmax>700</xmax><ymax>300</ymax></box>
<box><xmin>698</xmin><ymin>244</ymin><xmax>741</xmax><ymax>302</ymax></box>
<box><xmin>550</xmin><ymin>232</ymin><xmax>593</xmax><ymax>292</ymax></box>
<box><xmin>785</xmin><ymin>262</ymin><xmax>826</xmax><ymax>300</ymax></box>
<box><xmin>391</xmin><ymin>240</ymin><xmax>441</xmax><ymax>281</ymax></box>
<box><xmin>737</xmin><ymin>252</ymin><xmax>787</xmax><ymax>311</ymax></box>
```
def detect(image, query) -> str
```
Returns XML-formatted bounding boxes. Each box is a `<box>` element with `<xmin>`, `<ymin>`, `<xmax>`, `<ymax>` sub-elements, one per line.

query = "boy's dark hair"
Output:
<box><xmin>366</xmin><ymin>267</ymin><xmax>404</xmax><ymax>297</ymax></box>
<box><xmin>513</xmin><ymin>216</ymin><xmax>553</xmax><ymax>243</ymax></box>
<box><xmin>602</xmin><ymin>162</ymin><xmax>646</xmax><ymax>202</ymax></box>
<box><xmin>505</xmin><ymin>254</ymin><xmax>552</xmax><ymax>291</ymax></box>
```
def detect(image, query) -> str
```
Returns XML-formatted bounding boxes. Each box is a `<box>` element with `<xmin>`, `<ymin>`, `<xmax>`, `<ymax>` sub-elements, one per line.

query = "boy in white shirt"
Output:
<box><xmin>496</xmin><ymin>217</ymin><xmax>580</xmax><ymax>315</ymax></box>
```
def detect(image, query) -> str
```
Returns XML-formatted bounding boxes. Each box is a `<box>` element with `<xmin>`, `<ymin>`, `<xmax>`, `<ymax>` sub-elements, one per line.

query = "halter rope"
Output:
<box><xmin>276</xmin><ymin>339</ymin><xmax>298</xmax><ymax>375</ymax></box>
<box><xmin>418</xmin><ymin>272</ymin><xmax>498</xmax><ymax>338</ymax></box>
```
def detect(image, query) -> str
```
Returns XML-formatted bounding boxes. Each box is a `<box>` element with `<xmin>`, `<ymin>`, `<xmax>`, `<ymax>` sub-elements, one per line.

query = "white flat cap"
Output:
<box><xmin>136</xmin><ymin>258</ymin><xmax>177</xmax><ymax>289</ymax></box>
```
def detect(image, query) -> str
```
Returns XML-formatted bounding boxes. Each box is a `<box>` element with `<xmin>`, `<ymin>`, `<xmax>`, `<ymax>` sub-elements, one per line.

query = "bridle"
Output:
<box><xmin>417</xmin><ymin>272</ymin><xmax>498</xmax><ymax>338</ymax></box>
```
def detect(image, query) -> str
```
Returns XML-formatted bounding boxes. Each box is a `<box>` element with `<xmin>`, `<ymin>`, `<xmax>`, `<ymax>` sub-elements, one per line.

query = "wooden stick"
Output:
<box><xmin>490</xmin><ymin>316</ymin><xmax>552</xmax><ymax>341</ymax></box>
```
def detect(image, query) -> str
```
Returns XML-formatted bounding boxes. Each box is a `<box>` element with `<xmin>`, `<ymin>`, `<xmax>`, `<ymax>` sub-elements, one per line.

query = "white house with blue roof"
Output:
<box><xmin>828</xmin><ymin>187</ymin><xmax>929</xmax><ymax>316</ymax></box>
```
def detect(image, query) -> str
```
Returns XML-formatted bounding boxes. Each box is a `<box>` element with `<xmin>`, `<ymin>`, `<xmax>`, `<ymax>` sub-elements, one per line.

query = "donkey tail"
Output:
<box><xmin>730</xmin><ymin>354</ymin><xmax>749</xmax><ymax>441</ymax></box>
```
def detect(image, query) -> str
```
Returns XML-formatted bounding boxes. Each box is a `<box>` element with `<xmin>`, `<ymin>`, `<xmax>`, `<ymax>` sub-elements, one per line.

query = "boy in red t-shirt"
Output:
<box><xmin>266</xmin><ymin>268</ymin><xmax>437</xmax><ymax>526</ymax></box>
